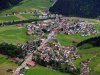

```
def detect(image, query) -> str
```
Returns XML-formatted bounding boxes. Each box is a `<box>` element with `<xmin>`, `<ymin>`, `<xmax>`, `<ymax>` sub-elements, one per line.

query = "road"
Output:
<box><xmin>12</xmin><ymin>54</ymin><xmax>33</xmax><ymax>75</ymax></box>
<box><xmin>51</xmin><ymin>0</ymin><xmax>57</xmax><ymax>7</ymax></box>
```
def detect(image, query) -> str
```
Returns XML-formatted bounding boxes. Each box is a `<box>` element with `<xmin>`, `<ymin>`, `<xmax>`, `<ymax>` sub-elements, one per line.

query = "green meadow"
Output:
<box><xmin>0</xmin><ymin>0</ymin><xmax>52</xmax><ymax>22</ymax></box>
<box><xmin>0</xmin><ymin>54</ymin><xmax>18</xmax><ymax>75</ymax></box>
<box><xmin>0</xmin><ymin>25</ymin><xmax>29</xmax><ymax>44</ymax></box>
<box><xmin>25</xmin><ymin>66</ymin><xmax>72</xmax><ymax>75</ymax></box>
<box><xmin>0</xmin><ymin>0</ymin><xmax>52</xmax><ymax>15</ymax></box>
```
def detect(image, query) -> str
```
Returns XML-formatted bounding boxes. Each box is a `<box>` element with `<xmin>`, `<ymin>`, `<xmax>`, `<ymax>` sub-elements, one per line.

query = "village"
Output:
<box><xmin>0</xmin><ymin>0</ymin><xmax>100</xmax><ymax>75</ymax></box>
<box><xmin>27</xmin><ymin>16</ymin><xmax>99</xmax><ymax>36</ymax></box>
<box><xmin>11</xmin><ymin>14</ymin><xmax>100</xmax><ymax>75</ymax></box>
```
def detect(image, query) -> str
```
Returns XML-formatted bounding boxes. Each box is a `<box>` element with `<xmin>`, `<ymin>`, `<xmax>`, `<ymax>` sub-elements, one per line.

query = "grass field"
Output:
<box><xmin>0</xmin><ymin>54</ymin><xmax>18</xmax><ymax>75</ymax></box>
<box><xmin>74</xmin><ymin>47</ymin><xmax>100</xmax><ymax>75</ymax></box>
<box><xmin>0</xmin><ymin>16</ymin><xmax>19</xmax><ymax>22</ymax></box>
<box><xmin>0</xmin><ymin>14</ymin><xmax>38</xmax><ymax>22</ymax></box>
<box><xmin>56</xmin><ymin>33</ymin><xmax>100</xmax><ymax>46</ymax></box>
<box><xmin>0</xmin><ymin>0</ymin><xmax>52</xmax><ymax>15</ymax></box>
<box><xmin>0</xmin><ymin>0</ymin><xmax>52</xmax><ymax>22</ymax></box>
<box><xmin>25</xmin><ymin>66</ymin><xmax>72</xmax><ymax>75</ymax></box>
<box><xmin>0</xmin><ymin>25</ymin><xmax>29</xmax><ymax>44</ymax></box>
<box><xmin>20</xmin><ymin>14</ymin><xmax>34</xmax><ymax>19</ymax></box>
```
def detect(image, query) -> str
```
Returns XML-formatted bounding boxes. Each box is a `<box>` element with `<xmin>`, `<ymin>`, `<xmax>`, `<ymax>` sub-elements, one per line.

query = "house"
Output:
<box><xmin>26</xmin><ymin>61</ymin><xmax>36</xmax><ymax>67</ymax></box>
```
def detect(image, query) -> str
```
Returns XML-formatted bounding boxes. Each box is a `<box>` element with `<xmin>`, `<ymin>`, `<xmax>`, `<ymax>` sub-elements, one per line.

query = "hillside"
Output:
<box><xmin>49</xmin><ymin>0</ymin><xmax>100</xmax><ymax>18</ymax></box>
<box><xmin>0</xmin><ymin>0</ymin><xmax>52</xmax><ymax>15</ymax></box>
<box><xmin>0</xmin><ymin>0</ymin><xmax>22</xmax><ymax>10</ymax></box>
<box><xmin>0</xmin><ymin>0</ymin><xmax>52</xmax><ymax>23</ymax></box>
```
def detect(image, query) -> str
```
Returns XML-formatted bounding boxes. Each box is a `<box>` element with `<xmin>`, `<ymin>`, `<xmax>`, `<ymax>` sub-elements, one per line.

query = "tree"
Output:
<box><xmin>0</xmin><ymin>42</ymin><xmax>23</xmax><ymax>58</ymax></box>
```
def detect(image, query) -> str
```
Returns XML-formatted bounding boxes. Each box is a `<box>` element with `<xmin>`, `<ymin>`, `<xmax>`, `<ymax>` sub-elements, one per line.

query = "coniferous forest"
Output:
<box><xmin>49</xmin><ymin>0</ymin><xmax>100</xmax><ymax>18</ymax></box>
<box><xmin>0</xmin><ymin>0</ymin><xmax>22</xmax><ymax>10</ymax></box>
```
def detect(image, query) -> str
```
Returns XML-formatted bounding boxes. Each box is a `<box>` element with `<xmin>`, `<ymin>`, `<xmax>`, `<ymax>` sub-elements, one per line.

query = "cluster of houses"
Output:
<box><xmin>33</xmin><ymin>39</ymin><xmax>80</xmax><ymax>69</ymax></box>
<box><xmin>27</xmin><ymin>19</ymin><xmax>58</xmax><ymax>36</ymax></box>
<box><xmin>27</xmin><ymin>16</ymin><xmax>98</xmax><ymax>37</ymax></box>
<box><xmin>60</xmin><ymin>21</ymin><xmax>98</xmax><ymax>36</ymax></box>
<box><xmin>20</xmin><ymin>39</ymin><xmax>41</xmax><ymax>56</ymax></box>
<box><xmin>4</xmin><ymin>10</ymin><xmax>55</xmax><ymax>20</ymax></box>
<box><xmin>81</xmin><ymin>60</ymin><xmax>91</xmax><ymax>75</ymax></box>
<box><xmin>4</xmin><ymin>10</ymin><xmax>41</xmax><ymax>16</ymax></box>
<box><xmin>54</xmin><ymin>17</ymin><xmax>98</xmax><ymax>36</ymax></box>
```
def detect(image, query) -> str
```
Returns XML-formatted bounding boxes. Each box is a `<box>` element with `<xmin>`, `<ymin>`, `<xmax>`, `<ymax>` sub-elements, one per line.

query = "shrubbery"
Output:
<box><xmin>0</xmin><ymin>42</ymin><xmax>23</xmax><ymax>58</ymax></box>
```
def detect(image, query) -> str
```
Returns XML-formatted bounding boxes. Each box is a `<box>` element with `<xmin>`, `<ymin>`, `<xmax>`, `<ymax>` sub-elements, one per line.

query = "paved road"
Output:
<box><xmin>51</xmin><ymin>0</ymin><xmax>57</xmax><ymax>7</ymax></box>
<box><xmin>12</xmin><ymin>54</ymin><xmax>33</xmax><ymax>75</ymax></box>
<box><xmin>38</xmin><ymin>31</ymin><xmax>55</xmax><ymax>49</ymax></box>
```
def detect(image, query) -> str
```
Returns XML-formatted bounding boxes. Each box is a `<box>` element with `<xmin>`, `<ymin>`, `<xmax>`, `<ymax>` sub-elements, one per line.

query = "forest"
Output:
<box><xmin>49</xmin><ymin>0</ymin><xmax>100</xmax><ymax>18</ymax></box>
<box><xmin>0</xmin><ymin>0</ymin><xmax>22</xmax><ymax>10</ymax></box>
